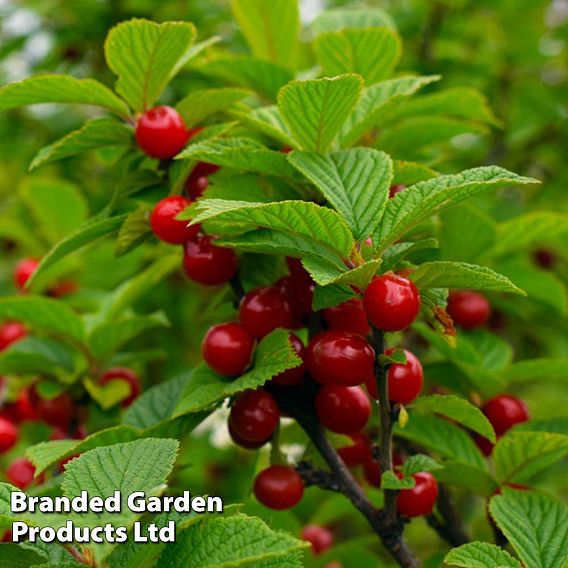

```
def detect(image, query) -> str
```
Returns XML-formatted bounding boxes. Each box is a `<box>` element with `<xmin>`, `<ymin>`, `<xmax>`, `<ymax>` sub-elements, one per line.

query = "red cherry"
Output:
<box><xmin>134</xmin><ymin>106</ymin><xmax>189</xmax><ymax>160</ymax></box>
<box><xmin>482</xmin><ymin>395</ymin><xmax>530</xmax><ymax>436</ymax></box>
<box><xmin>183</xmin><ymin>235</ymin><xmax>238</xmax><ymax>286</ymax></box>
<box><xmin>306</xmin><ymin>331</ymin><xmax>375</xmax><ymax>387</ymax></box>
<box><xmin>396</xmin><ymin>472</ymin><xmax>438</xmax><ymax>518</ymax></box>
<box><xmin>0</xmin><ymin>417</ymin><xmax>18</xmax><ymax>453</ymax></box>
<box><xmin>0</xmin><ymin>321</ymin><xmax>27</xmax><ymax>351</ymax></box>
<box><xmin>253</xmin><ymin>465</ymin><xmax>304</xmax><ymax>510</ymax></box>
<box><xmin>315</xmin><ymin>385</ymin><xmax>371</xmax><ymax>434</ymax></box>
<box><xmin>447</xmin><ymin>291</ymin><xmax>491</xmax><ymax>329</ymax></box>
<box><xmin>323</xmin><ymin>299</ymin><xmax>370</xmax><ymax>336</ymax></box>
<box><xmin>363</xmin><ymin>273</ymin><xmax>421</xmax><ymax>332</ymax></box>
<box><xmin>473</xmin><ymin>433</ymin><xmax>494</xmax><ymax>456</ymax></box>
<box><xmin>384</xmin><ymin>349</ymin><xmax>423</xmax><ymax>405</ymax></box>
<box><xmin>202</xmin><ymin>323</ymin><xmax>254</xmax><ymax>377</ymax></box>
<box><xmin>150</xmin><ymin>196</ymin><xmax>200</xmax><ymax>245</ymax></box>
<box><xmin>363</xmin><ymin>452</ymin><xmax>403</xmax><ymax>487</ymax></box>
<box><xmin>239</xmin><ymin>286</ymin><xmax>292</xmax><ymax>339</ymax></box>
<box><xmin>29</xmin><ymin>388</ymin><xmax>74</xmax><ymax>429</ymax></box>
<box><xmin>272</xmin><ymin>334</ymin><xmax>306</xmax><ymax>386</ymax></box>
<box><xmin>532</xmin><ymin>248</ymin><xmax>556</xmax><ymax>270</ymax></box>
<box><xmin>99</xmin><ymin>367</ymin><xmax>141</xmax><ymax>408</ymax></box>
<box><xmin>6</xmin><ymin>458</ymin><xmax>42</xmax><ymax>490</ymax></box>
<box><xmin>15</xmin><ymin>387</ymin><xmax>39</xmax><ymax>421</ymax></box>
<box><xmin>14</xmin><ymin>258</ymin><xmax>39</xmax><ymax>290</ymax></box>
<box><xmin>185</xmin><ymin>162</ymin><xmax>220</xmax><ymax>199</ymax></box>
<box><xmin>228</xmin><ymin>421</ymin><xmax>266</xmax><ymax>449</ymax></box>
<box><xmin>324</xmin><ymin>563</ymin><xmax>343</xmax><ymax>568</ymax></box>
<box><xmin>337</xmin><ymin>432</ymin><xmax>371</xmax><ymax>467</ymax></box>
<box><xmin>300</xmin><ymin>524</ymin><xmax>334</xmax><ymax>555</ymax></box>
<box><xmin>275</xmin><ymin>276</ymin><xmax>314</xmax><ymax>327</ymax></box>
<box><xmin>286</xmin><ymin>257</ymin><xmax>311</xmax><ymax>281</ymax></box>
<box><xmin>229</xmin><ymin>390</ymin><xmax>279</xmax><ymax>443</ymax></box>
<box><xmin>1</xmin><ymin>530</ymin><xmax>12</xmax><ymax>542</ymax></box>
<box><xmin>389</xmin><ymin>184</ymin><xmax>407</xmax><ymax>198</ymax></box>
<box><xmin>48</xmin><ymin>280</ymin><xmax>78</xmax><ymax>298</ymax></box>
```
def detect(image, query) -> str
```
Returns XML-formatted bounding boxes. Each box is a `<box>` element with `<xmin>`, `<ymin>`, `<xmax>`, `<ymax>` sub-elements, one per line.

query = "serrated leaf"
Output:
<box><xmin>312</xmin><ymin>8</ymin><xmax>395</xmax><ymax>34</ymax></box>
<box><xmin>115</xmin><ymin>207</ymin><xmax>151</xmax><ymax>257</ymax></box>
<box><xmin>381</xmin><ymin>238</ymin><xmax>439</xmax><ymax>271</ymax></box>
<box><xmin>0</xmin><ymin>483</ymin><xmax>21</xmax><ymax>529</ymax></box>
<box><xmin>514</xmin><ymin>418</ymin><xmax>568</xmax><ymax>436</ymax></box>
<box><xmin>302</xmin><ymin>257</ymin><xmax>381</xmax><ymax>288</ymax></box>
<box><xmin>373</xmin><ymin>167</ymin><xmax>538</xmax><ymax>253</ymax></box>
<box><xmin>30</xmin><ymin>118</ymin><xmax>132</xmax><ymax>170</ymax></box>
<box><xmin>278</xmin><ymin>75</ymin><xmax>362</xmax><ymax>153</ymax></box>
<box><xmin>0</xmin><ymin>75</ymin><xmax>130</xmax><ymax>118</ymax></box>
<box><xmin>288</xmin><ymin>149</ymin><xmax>392</xmax><ymax>240</ymax></box>
<box><xmin>176</xmin><ymin>87</ymin><xmax>250</xmax><ymax>127</ymax></box>
<box><xmin>434</xmin><ymin>462</ymin><xmax>497</xmax><ymax>497</ymax></box>
<box><xmin>381</xmin><ymin>470</ymin><xmax>415</xmax><ymax>490</ymax></box>
<box><xmin>0</xmin><ymin>296</ymin><xmax>84</xmax><ymax>343</ymax></box>
<box><xmin>0</xmin><ymin>544</ymin><xmax>47</xmax><ymax>566</ymax></box>
<box><xmin>184</xmin><ymin>199</ymin><xmax>354</xmax><ymax>258</ymax></box>
<box><xmin>231</xmin><ymin>0</ymin><xmax>299</xmax><ymax>70</ymax></box>
<box><xmin>312</xmin><ymin>284</ymin><xmax>358</xmax><ymax>311</ymax></box>
<box><xmin>490</xmin><ymin>489</ymin><xmax>568</xmax><ymax>568</ymax></box>
<box><xmin>402</xmin><ymin>454</ymin><xmax>443</xmax><ymax>476</ymax></box>
<box><xmin>230</xmin><ymin>106</ymin><xmax>295</xmax><ymax>147</ymax></box>
<box><xmin>493</xmin><ymin>432</ymin><xmax>568</xmax><ymax>484</ymax></box>
<box><xmin>315</xmin><ymin>28</ymin><xmax>400</xmax><ymax>85</ymax></box>
<box><xmin>445</xmin><ymin>542</ymin><xmax>522</xmax><ymax>568</ymax></box>
<box><xmin>503</xmin><ymin>358</ymin><xmax>568</xmax><ymax>385</ymax></box>
<box><xmin>105</xmin><ymin>19</ymin><xmax>196</xmax><ymax>112</ymax></box>
<box><xmin>174</xmin><ymin>329</ymin><xmax>301</xmax><ymax>415</ymax></box>
<box><xmin>392</xmin><ymin>160</ymin><xmax>439</xmax><ymax>186</ymax></box>
<box><xmin>340</xmin><ymin>75</ymin><xmax>440</xmax><ymax>146</ymax></box>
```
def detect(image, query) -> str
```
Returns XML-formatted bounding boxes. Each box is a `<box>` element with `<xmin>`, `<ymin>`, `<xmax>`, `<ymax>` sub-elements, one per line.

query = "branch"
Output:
<box><xmin>296</xmin><ymin>460</ymin><xmax>342</xmax><ymax>492</ymax></box>
<box><xmin>434</xmin><ymin>484</ymin><xmax>470</xmax><ymax>546</ymax></box>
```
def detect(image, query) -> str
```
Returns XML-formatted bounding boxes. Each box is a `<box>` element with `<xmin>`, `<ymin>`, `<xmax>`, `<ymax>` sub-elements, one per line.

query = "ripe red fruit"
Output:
<box><xmin>276</xmin><ymin>276</ymin><xmax>315</xmax><ymax>327</ymax></box>
<box><xmin>48</xmin><ymin>280</ymin><xmax>78</xmax><ymax>298</ymax></box>
<box><xmin>532</xmin><ymin>248</ymin><xmax>556</xmax><ymax>270</ymax></box>
<box><xmin>183</xmin><ymin>235</ymin><xmax>238</xmax><ymax>286</ymax></box>
<box><xmin>30</xmin><ymin>388</ymin><xmax>74</xmax><ymax>429</ymax></box>
<box><xmin>15</xmin><ymin>387</ymin><xmax>38</xmax><ymax>421</ymax></box>
<box><xmin>6</xmin><ymin>458</ymin><xmax>41</xmax><ymax>490</ymax></box>
<box><xmin>473</xmin><ymin>433</ymin><xmax>494</xmax><ymax>456</ymax></box>
<box><xmin>202</xmin><ymin>322</ymin><xmax>254</xmax><ymax>377</ymax></box>
<box><xmin>306</xmin><ymin>331</ymin><xmax>375</xmax><ymax>387</ymax></box>
<box><xmin>396</xmin><ymin>472</ymin><xmax>439</xmax><ymax>518</ymax></box>
<box><xmin>337</xmin><ymin>432</ymin><xmax>371</xmax><ymax>467</ymax></box>
<box><xmin>315</xmin><ymin>385</ymin><xmax>371</xmax><ymax>434</ymax></box>
<box><xmin>447</xmin><ymin>290</ymin><xmax>491</xmax><ymax>329</ymax></box>
<box><xmin>185</xmin><ymin>162</ymin><xmax>220</xmax><ymax>199</ymax></box>
<box><xmin>253</xmin><ymin>465</ymin><xmax>304</xmax><ymax>510</ymax></box>
<box><xmin>301</xmin><ymin>524</ymin><xmax>334</xmax><ymax>555</ymax></box>
<box><xmin>363</xmin><ymin>273</ymin><xmax>421</xmax><ymax>332</ymax></box>
<box><xmin>150</xmin><ymin>196</ymin><xmax>200</xmax><ymax>245</ymax></box>
<box><xmin>14</xmin><ymin>258</ymin><xmax>39</xmax><ymax>290</ymax></box>
<box><xmin>0</xmin><ymin>321</ymin><xmax>27</xmax><ymax>351</ymax></box>
<box><xmin>363</xmin><ymin>452</ymin><xmax>404</xmax><ymax>487</ymax></box>
<box><xmin>0</xmin><ymin>417</ymin><xmax>18</xmax><ymax>453</ymax></box>
<box><xmin>323</xmin><ymin>299</ymin><xmax>370</xmax><ymax>336</ymax></box>
<box><xmin>134</xmin><ymin>106</ymin><xmax>189</xmax><ymax>160</ymax></box>
<box><xmin>389</xmin><ymin>184</ymin><xmax>406</xmax><ymax>198</ymax></box>
<box><xmin>482</xmin><ymin>395</ymin><xmax>530</xmax><ymax>436</ymax></box>
<box><xmin>383</xmin><ymin>349</ymin><xmax>423</xmax><ymax>405</ymax></box>
<box><xmin>229</xmin><ymin>390</ymin><xmax>279</xmax><ymax>444</ymax></box>
<box><xmin>272</xmin><ymin>334</ymin><xmax>306</xmax><ymax>386</ymax></box>
<box><xmin>239</xmin><ymin>286</ymin><xmax>292</xmax><ymax>339</ymax></box>
<box><xmin>99</xmin><ymin>367</ymin><xmax>141</xmax><ymax>408</ymax></box>
<box><xmin>228</xmin><ymin>421</ymin><xmax>266</xmax><ymax>449</ymax></box>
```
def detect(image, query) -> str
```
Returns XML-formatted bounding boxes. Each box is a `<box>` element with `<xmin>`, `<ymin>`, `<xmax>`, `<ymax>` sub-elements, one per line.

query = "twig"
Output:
<box><xmin>435</xmin><ymin>484</ymin><xmax>470</xmax><ymax>546</ymax></box>
<box><xmin>296</xmin><ymin>460</ymin><xmax>342</xmax><ymax>492</ymax></box>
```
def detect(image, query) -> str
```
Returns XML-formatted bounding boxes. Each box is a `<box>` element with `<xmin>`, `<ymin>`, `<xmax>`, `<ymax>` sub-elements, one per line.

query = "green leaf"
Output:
<box><xmin>312</xmin><ymin>284</ymin><xmax>358</xmax><ymax>311</ymax></box>
<box><xmin>490</xmin><ymin>489</ymin><xmax>568</xmax><ymax>568</ymax></box>
<box><xmin>0</xmin><ymin>483</ymin><xmax>22</xmax><ymax>529</ymax></box>
<box><xmin>0</xmin><ymin>75</ymin><xmax>130</xmax><ymax>118</ymax></box>
<box><xmin>176</xmin><ymin>87</ymin><xmax>250</xmax><ymax>127</ymax></box>
<box><xmin>115</xmin><ymin>207</ymin><xmax>151</xmax><ymax>257</ymax></box>
<box><xmin>230</xmin><ymin>0</ymin><xmax>299</xmax><ymax>70</ymax></box>
<box><xmin>381</xmin><ymin>470</ymin><xmax>415</xmax><ymax>490</ymax></box>
<box><xmin>411</xmin><ymin>261</ymin><xmax>525</xmax><ymax>295</ymax></box>
<box><xmin>381</xmin><ymin>238</ymin><xmax>439</xmax><ymax>270</ymax></box>
<box><xmin>394</xmin><ymin>414</ymin><xmax>485</xmax><ymax>467</ymax></box>
<box><xmin>466</xmin><ymin>331</ymin><xmax>513</xmax><ymax>373</ymax></box>
<box><xmin>340</xmin><ymin>75</ymin><xmax>440</xmax><ymax>146</ymax></box>
<box><xmin>0</xmin><ymin>296</ymin><xmax>85</xmax><ymax>343</ymax></box>
<box><xmin>392</xmin><ymin>160</ymin><xmax>439</xmax><ymax>186</ymax></box>
<box><xmin>402</xmin><ymin>454</ymin><xmax>443</xmax><ymax>476</ymax></box>
<box><xmin>84</xmin><ymin>376</ymin><xmax>132</xmax><ymax>409</ymax></box>
<box><xmin>30</xmin><ymin>118</ymin><xmax>132</xmax><ymax>170</ymax></box>
<box><xmin>315</xmin><ymin>28</ymin><xmax>400</xmax><ymax>85</ymax></box>
<box><xmin>302</xmin><ymin>257</ymin><xmax>381</xmax><ymax>288</ymax></box>
<box><xmin>373</xmin><ymin>167</ymin><xmax>538</xmax><ymax>253</ymax></box>
<box><xmin>104</xmin><ymin>19</ymin><xmax>196</xmax><ymax>112</ymax></box>
<box><xmin>311</xmin><ymin>7</ymin><xmax>395</xmax><ymax>34</ymax></box>
<box><xmin>434</xmin><ymin>462</ymin><xmax>497</xmax><ymax>497</ymax></box>
<box><xmin>184</xmin><ymin>199</ymin><xmax>354</xmax><ymax>258</ymax></box>
<box><xmin>288</xmin><ymin>149</ymin><xmax>392</xmax><ymax>240</ymax></box>
<box><xmin>503</xmin><ymin>358</ymin><xmax>568</xmax><ymax>385</ymax></box>
<box><xmin>157</xmin><ymin>514</ymin><xmax>306</xmax><ymax>567</ymax></box>
<box><xmin>230</xmin><ymin>106</ymin><xmax>295</xmax><ymax>147</ymax></box>
<box><xmin>445</xmin><ymin>542</ymin><xmax>522</xmax><ymax>568</ymax></box>
<box><xmin>514</xmin><ymin>418</ymin><xmax>568</xmax><ymax>436</ymax></box>
<box><xmin>493</xmin><ymin>432</ymin><xmax>568</xmax><ymax>484</ymax></box>
<box><xmin>175</xmin><ymin>329</ymin><xmax>300</xmax><ymax>415</ymax></box>
<box><xmin>411</xmin><ymin>395</ymin><xmax>496</xmax><ymax>442</ymax></box>
<box><xmin>278</xmin><ymin>75</ymin><xmax>363</xmax><ymax>153</ymax></box>
<box><xmin>0</xmin><ymin>544</ymin><xmax>47</xmax><ymax>567</ymax></box>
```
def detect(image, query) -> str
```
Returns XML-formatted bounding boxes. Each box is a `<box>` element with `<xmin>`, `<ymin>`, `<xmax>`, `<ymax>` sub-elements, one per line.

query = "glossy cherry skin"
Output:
<box><xmin>473</xmin><ymin>433</ymin><xmax>494</xmax><ymax>456</ymax></box>
<box><xmin>229</xmin><ymin>389</ymin><xmax>279</xmax><ymax>443</ymax></box>
<box><xmin>364</xmin><ymin>273</ymin><xmax>420</xmax><ymax>332</ymax></box>
<box><xmin>363</xmin><ymin>452</ymin><xmax>403</xmax><ymax>487</ymax></box>
<box><xmin>29</xmin><ymin>388</ymin><xmax>74</xmax><ymax>429</ymax></box>
<box><xmin>315</xmin><ymin>385</ymin><xmax>371</xmax><ymax>434</ymax></box>
<box><xmin>323</xmin><ymin>299</ymin><xmax>370</xmax><ymax>336</ymax></box>
<box><xmin>306</xmin><ymin>331</ymin><xmax>375</xmax><ymax>387</ymax></box>
<box><xmin>386</xmin><ymin>349</ymin><xmax>423</xmax><ymax>405</ymax></box>
<box><xmin>447</xmin><ymin>290</ymin><xmax>491</xmax><ymax>329</ymax></box>
<box><xmin>482</xmin><ymin>395</ymin><xmax>530</xmax><ymax>436</ymax></box>
<box><xmin>389</xmin><ymin>184</ymin><xmax>407</xmax><ymax>198</ymax></box>
<box><xmin>14</xmin><ymin>387</ymin><xmax>38</xmax><ymax>422</ymax></box>
<box><xmin>272</xmin><ymin>334</ymin><xmax>306</xmax><ymax>386</ymax></box>
<box><xmin>99</xmin><ymin>367</ymin><xmax>141</xmax><ymax>408</ymax></box>
<box><xmin>301</xmin><ymin>524</ymin><xmax>334</xmax><ymax>555</ymax></box>
<box><xmin>135</xmin><ymin>106</ymin><xmax>189</xmax><ymax>160</ymax></box>
<box><xmin>183</xmin><ymin>235</ymin><xmax>238</xmax><ymax>286</ymax></box>
<box><xmin>228</xmin><ymin>421</ymin><xmax>267</xmax><ymax>449</ymax></box>
<box><xmin>6</xmin><ymin>458</ymin><xmax>42</xmax><ymax>490</ymax></box>
<box><xmin>185</xmin><ymin>162</ymin><xmax>220</xmax><ymax>199</ymax></box>
<box><xmin>239</xmin><ymin>286</ymin><xmax>292</xmax><ymax>339</ymax></box>
<box><xmin>253</xmin><ymin>465</ymin><xmax>304</xmax><ymax>510</ymax></box>
<box><xmin>150</xmin><ymin>196</ymin><xmax>200</xmax><ymax>245</ymax></box>
<box><xmin>202</xmin><ymin>322</ymin><xmax>254</xmax><ymax>377</ymax></box>
<box><xmin>396</xmin><ymin>472</ymin><xmax>439</xmax><ymax>518</ymax></box>
<box><xmin>337</xmin><ymin>432</ymin><xmax>371</xmax><ymax>467</ymax></box>
<box><xmin>0</xmin><ymin>417</ymin><xmax>18</xmax><ymax>454</ymax></box>
<box><xmin>14</xmin><ymin>258</ymin><xmax>39</xmax><ymax>290</ymax></box>
<box><xmin>0</xmin><ymin>321</ymin><xmax>27</xmax><ymax>351</ymax></box>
